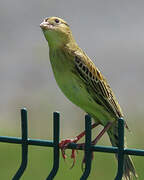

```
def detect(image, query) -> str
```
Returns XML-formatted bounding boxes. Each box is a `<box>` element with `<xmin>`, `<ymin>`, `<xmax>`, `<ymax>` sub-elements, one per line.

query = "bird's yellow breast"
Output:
<box><xmin>49</xmin><ymin>49</ymin><xmax>112</xmax><ymax>124</ymax></box>
<box><xmin>50</xmin><ymin>49</ymin><xmax>93</xmax><ymax>107</ymax></box>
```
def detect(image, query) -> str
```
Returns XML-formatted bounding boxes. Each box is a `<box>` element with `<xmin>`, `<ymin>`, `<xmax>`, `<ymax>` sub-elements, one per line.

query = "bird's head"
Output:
<box><xmin>40</xmin><ymin>17</ymin><xmax>73</xmax><ymax>48</ymax></box>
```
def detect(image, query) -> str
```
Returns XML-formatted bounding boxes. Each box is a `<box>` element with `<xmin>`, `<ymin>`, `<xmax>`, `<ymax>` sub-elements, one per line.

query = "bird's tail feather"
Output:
<box><xmin>107</xmin><ymin>122</ymin><xmax>138</xmax><ymax>180</ymax></box>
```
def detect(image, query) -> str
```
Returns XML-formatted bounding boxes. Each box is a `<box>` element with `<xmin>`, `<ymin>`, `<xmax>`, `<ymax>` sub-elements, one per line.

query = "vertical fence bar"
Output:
<box><xmin>80</xmin><ymin>114</ymin><xmax>92</xmax><ymax>180</ymax></box>
<box><xmin>115</xmin><ymin>118</ymin><xmax>124</xmax><ymax>180</ymax></box>
<box><xmin>46</xmin><ymin>112</ymin><xmax>60</xmax><ymax>180</ymax></box>
<box><xmin>12</xmin><ymin>108</ymin><xmax>28</xmax><ymax>180</ymax></box>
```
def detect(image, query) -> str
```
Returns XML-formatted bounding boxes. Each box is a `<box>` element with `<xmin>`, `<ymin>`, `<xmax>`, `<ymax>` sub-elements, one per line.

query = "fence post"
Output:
<box><xmin>80</xmin><ymin>114</ymin><xmax>92</xmax><ymax>180</ymax></box>
<box><xmin>46</xmin><ymin>112</ymin><xmax>60</xmax><ymax>180</ymax></box>
<box><xmin>115</xmin><ymin>118</ymin><xmax>124</xmax><ymax>180</ymax></box>
<box><xmin>12</xmin><ymin>108</ymin><xmax>28</xmax><ymax>180</ymax></box>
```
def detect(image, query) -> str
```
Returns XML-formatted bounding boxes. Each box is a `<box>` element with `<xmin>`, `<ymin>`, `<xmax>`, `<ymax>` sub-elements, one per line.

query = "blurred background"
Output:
<box><xmin>0</xmin><ymin>0</ymin><xmax>144</xmax><ymax>179</ymax></box>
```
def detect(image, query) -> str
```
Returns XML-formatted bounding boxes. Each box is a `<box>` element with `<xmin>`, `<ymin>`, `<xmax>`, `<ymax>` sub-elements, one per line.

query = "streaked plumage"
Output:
<box><xmin>40</xmin><ymin>17</ymin><xmax>137</xmax><ymax>179</ymax></box>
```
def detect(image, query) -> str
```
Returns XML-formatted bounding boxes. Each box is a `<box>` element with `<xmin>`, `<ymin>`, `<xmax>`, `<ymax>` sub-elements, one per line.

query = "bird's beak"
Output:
<box><xmin>40</xmin><ymin>21</ymin><xmax>54</xmax><ymax>30</ymax></box>
<box><xmin>40</xmin><ymin>21</ymin><xmax>48</xmax><ymax>29</ymax></box>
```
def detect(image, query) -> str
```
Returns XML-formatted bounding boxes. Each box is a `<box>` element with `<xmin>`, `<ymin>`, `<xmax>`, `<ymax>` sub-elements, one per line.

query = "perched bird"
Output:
<box><xmin>40</xmin><ymin>17</ymin><xmax>137</xmax><ymax>179</ymax></box>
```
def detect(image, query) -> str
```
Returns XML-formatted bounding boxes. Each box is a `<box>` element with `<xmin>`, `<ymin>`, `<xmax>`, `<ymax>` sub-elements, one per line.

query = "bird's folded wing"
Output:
<box><xmin>73</xmin><ymin>51</ymin><xmax>123</xmax><ymax>119</ymax></box>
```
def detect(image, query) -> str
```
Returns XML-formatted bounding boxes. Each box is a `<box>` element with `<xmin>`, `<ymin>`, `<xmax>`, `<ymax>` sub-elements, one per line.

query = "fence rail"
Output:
<box><xmin>0</xmin><ymin>108</ymin><xmax>144</xmax><ymax>180</ymax></box>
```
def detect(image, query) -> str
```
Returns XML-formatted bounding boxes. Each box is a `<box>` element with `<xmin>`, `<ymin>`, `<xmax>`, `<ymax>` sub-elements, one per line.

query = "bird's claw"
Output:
<box><xmin>69</xmin><ymin>149</ymin><xmax>76</xmax><ymax>169</ymax></box>
<box><xmin>59</xmin><ymin>138</ymin><xmax>78</xmax><ymax>167</ymax></box>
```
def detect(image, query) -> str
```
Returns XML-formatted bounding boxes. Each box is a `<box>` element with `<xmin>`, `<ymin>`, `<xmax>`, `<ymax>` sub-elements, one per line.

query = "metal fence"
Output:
<box><xmin>0</xmin><ymin>108</ymin><xmax>144</xmax><ymax>180</ymax></box>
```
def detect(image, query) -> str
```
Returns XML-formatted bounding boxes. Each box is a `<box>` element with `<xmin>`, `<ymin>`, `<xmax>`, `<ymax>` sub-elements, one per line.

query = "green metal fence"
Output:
<box><xmin>0</xmin><ymin>108</ymin><xmax>144</xmax><ymax>180</ymax></box>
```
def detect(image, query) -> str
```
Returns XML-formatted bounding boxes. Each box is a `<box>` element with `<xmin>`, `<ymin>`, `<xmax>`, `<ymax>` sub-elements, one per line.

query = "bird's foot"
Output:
<box><xmin>59</xmin><ymin>122</ymin><xmax>100</xmax><ymax>168</ymax></box>
<box><xmin>59</xmin><ymin>138</ymin><xmax>78</xmax><ymax>167</ymax></box>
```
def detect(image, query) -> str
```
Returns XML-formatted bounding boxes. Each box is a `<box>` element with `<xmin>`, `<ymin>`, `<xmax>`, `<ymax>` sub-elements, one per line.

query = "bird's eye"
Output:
<box><xmin>55</xmin><ymin>19</ymin><xmax>60</xmax><ymax>23</ymax></box>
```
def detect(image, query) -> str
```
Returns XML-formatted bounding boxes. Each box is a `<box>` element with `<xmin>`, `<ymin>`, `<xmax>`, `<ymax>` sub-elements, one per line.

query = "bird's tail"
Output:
<box><xmin>107</xmin><ymin>122</ymin><xmax>138</xmax><ymax>180</ymax></box>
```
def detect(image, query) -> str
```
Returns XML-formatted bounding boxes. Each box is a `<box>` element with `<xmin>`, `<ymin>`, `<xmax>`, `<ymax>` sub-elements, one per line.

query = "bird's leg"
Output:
<box><xmin>59</xmin><ymin>122</ymin><xmax>100</xmax><ymax>166</ymax></box>
<box><xmin>81</xmin><ymin>122</ymin><xmax>113</xmax><ymax>164</ymax></box>
<box><xmin>91</xmin><ymin>122</ymin><xmax>113</xmax><ymax>145</ymax></box>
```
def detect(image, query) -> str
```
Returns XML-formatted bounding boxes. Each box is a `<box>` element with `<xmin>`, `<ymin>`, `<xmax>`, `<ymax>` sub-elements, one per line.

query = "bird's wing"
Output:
<box><xmin>73</xmin><ymin>50</ymin><xmax>124</xmax><ymax>119</ymax></box>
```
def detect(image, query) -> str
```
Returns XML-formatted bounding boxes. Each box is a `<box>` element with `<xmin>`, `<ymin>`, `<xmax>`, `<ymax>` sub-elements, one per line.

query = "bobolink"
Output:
<box><xmin>40</xmin><ymin>17</ymin><xmax>137</xmax><ymax>180</ymax></box>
